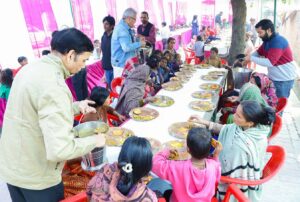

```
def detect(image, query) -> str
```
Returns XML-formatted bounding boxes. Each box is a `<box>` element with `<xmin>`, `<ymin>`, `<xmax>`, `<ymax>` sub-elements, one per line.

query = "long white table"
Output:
<box><xmin>105</xmin><ymin>67</ymin><xmax>227</xmax><ymax>163</ymax></box>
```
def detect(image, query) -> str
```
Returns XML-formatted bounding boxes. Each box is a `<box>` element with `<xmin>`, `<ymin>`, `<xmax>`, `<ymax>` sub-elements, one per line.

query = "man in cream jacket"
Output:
<box><xmin>0</xmin><ymin>28</ymin><xmax>105</xmax><ymax>202</ymax></box>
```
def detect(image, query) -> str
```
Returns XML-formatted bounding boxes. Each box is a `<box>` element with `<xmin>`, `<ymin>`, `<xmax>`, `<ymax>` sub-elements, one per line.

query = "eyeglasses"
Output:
<box><xmin>130</xmin><ymin>17</ymin><xmax>136</xmax><ymax>21</ymax></box>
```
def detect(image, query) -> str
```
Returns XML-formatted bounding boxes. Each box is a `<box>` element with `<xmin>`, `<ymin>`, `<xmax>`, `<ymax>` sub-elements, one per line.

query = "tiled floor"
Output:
<box><xmin>1</xmin><ymin>87</ymin><xmax>300</xmax><ymax>202</ymax></box>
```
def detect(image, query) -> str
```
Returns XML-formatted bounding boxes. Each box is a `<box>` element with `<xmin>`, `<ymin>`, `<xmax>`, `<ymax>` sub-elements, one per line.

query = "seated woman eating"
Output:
<box><xmin>189</xmin><ymin>100</ymin><xmax>275</xmax><ymax>201</ymax></box>
<box><xmin>115</xmin><ymin>64</ymin><xmax>155</xmax><ymax>118</ymax></box>
<box><xmin>87</xmin><ymin>136</ymin><xmax>157</xmax><ymax>201</ymax></box>
<box><xmin>81</xmin><ymin>86</ymin><xmax>126</xmax><ymax>123</ymax></box>
<box><xmin>220</xmin><ymin>82</ymin><xmax>269</xmax><ymax>124</ymax></box>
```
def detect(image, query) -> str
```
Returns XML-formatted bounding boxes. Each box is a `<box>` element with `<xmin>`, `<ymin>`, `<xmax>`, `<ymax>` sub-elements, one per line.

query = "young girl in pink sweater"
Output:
<box><xmin>152</xmin><ymin>127</ymin><xmax>222</xmax><ymax>202</ymax></box>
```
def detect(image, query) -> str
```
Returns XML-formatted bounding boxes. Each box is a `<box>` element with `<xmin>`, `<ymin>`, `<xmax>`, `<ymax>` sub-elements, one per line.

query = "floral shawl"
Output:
<box><xmin>251</xmin><ymin>72</ymin><xmax>278</xmax><ymax>108</ymax></box>
<box><xmin>86</xmin><ymin>163</ymin><xmax>157</xmax><ymax>202</ymax></box>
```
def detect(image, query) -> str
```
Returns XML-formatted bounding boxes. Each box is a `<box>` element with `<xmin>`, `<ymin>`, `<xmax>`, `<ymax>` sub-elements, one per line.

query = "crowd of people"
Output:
<box><xmin>0</xmin><ymin>6</ymin><xmax>298</xmax><ymax>202</ymax></box>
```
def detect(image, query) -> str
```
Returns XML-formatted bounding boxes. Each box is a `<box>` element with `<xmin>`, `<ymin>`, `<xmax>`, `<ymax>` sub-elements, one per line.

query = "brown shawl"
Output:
<box><xmin>115</xmin><ymin>64</ymin><xmax>150</xmax><ymax>117</ymax></box>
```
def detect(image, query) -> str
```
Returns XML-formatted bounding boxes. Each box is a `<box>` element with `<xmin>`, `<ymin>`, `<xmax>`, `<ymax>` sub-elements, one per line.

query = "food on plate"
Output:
<box><xmin>162</xmin><ymin>81</ymin><xmax>182</xmax><ymax>91</ymax></box>
<box><xmin>189</xmin><ymin>101</ymin><xmax>214</xmax><ymax>112</ymax></box>
<box><xmin>150</xmin><ymin>95</ymin><xmax>174</xmax><ymax>107</ymax></box>
<box><xmin>191</xmin><ymin>91</ymin><xmax>213</xmax><ymax>99</ymax></box>
<box><xmin>106</xmin><ymin>127</ymin><xmax>134</xmax><ymax>146</ymax></box>
<box><xmin>133</xmin><ymin>108</ymin><xmax>142</xmax><ymax>115</ymax></box>
<box><xmin>201</xmin><ymin>75</ymin><xmax>219</xmax><ymax>81</ymax></box>
<box><xmin>129</xmin><ymin>107</ymin><xmax>159</xmax><ymax>121</ymax></box>
<box><xmin>199</xmin><ymin>83</ymin><xmax>221</xmax><ymax>91</ymax></box>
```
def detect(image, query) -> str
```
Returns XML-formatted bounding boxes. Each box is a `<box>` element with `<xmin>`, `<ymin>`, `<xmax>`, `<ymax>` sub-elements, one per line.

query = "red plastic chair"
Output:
<box><xmin>107</xmin><ymin>113</ymin><xmax>120</xmax><ymax>127</ymax></box>
<box><xmin>276</xmin><ymin>97</ymin><xmax>288</xmax><ymax>114</ymax></box>
<box><xmin>211</xmin><ymin>184</ymin><xmax>249</xmax><ymax>202</ymax></box>
<box><xmin>223</xmin><ymin>184</ymin><xmax>250</xmax><ymax>202</ymax></box>
<box><xmin>111</xmin><ymin>77</ymin><xmax>124</xmax><ymax>99</ymax></box>
<box><xmin>220</xmin><ymin>145</ymin><xmax>285</xmax><ymax>186</ymax></box>
<box><xmin>268</xmin><ymin>114</ymin><xmax>282</xmax><ymax>142</ymax></box>
<box><xmin>60</xmin><ymin>192</ymin><xmax>86</xmax><ymax>202</ymax></box>
<box><xmin>60</xmin><ymin>192</ymin><xmax>167</xmax><ymax>202</ymax></box>
<box><xmin>183</xmin><ymin>48</ymin><xmax>196</xmax><ymax>64</ymax></box>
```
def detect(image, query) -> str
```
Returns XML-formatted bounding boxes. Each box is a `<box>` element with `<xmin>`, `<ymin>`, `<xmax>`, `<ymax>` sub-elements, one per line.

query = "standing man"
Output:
<box><xmin>137</xmin><ymin>11</ymin><xmax>156</xmax><ymax>49</ymax></box>
<box><xmin>101</xmin><ymin>15</ymin><xmax>115</xmax><ymax>89</ymax></box>
<box><xmin>111</xmin><ymin>8</ymin><xmax>145</xmax><ymax>77</ymax></box>
<box><xmin>0</xmin><ymin>28</ymin><xmax>106</xmax><ymax>202</ymax></box>
<box><xmin>215</xmin><ymin>11</ymin><xmax>223</xmax><ymax>28</ymax></box>
<box><xmin>246</xmin><ymin>18</ymin><xmax>258</xmax><ymax>46</ymax></box>
<box><xmin>245</xmin><ymin>19</ymin><xmax>298</xmax><ymax>98</ymax></box>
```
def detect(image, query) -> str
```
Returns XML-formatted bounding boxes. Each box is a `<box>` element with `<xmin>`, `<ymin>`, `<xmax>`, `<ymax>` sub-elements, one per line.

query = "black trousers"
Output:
<box><xmin>7</xmin><ymin>182</ymin><xmax>64</xmax><ymax>202</ymax></box>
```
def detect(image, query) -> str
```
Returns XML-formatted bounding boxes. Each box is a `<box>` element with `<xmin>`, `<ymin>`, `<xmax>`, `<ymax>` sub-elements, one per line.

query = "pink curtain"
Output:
<box><xmin>70</xmin><ymin>0</ymin><xmax>94</xmax><ymax>40</ymax></box>
<box><xmin>168</xmin><ymin>2</ymin><xmax>174</xmax><ymax>26</ymax></box>
<box><xmin>158</xmin><ymin>0</ymin><xmax>165</xmax><ymax>23</ymax></box>
<box><xmin>20</xmin><ymin>0</ymin><xmax>58</xmax><ymax>57</ymax></box>
<box><xmin>105</xmin><ymin>0</ymin><xmax>118</xmax><ymax>21</ymax></box>
<box><xmin>175</xmin><ymin>1</ymin><xmax>187</xmax><ymax>26</ymax></box>
<box><xmin>144</xmin><ymin>0</ymin><xmax>158</xmax><ymax>27</ymax></box>
<box><xmin>201</xmin><ymin>0</ymin><xmax>215</xmax><ymax>27</ymax></box>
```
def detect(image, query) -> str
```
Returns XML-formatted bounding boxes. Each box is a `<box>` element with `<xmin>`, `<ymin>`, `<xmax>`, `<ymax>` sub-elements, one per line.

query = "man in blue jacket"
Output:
<box><xmin>111</xmin><ymin>8</ymin><xmax>146</xmax><ymax>77</ymax></box>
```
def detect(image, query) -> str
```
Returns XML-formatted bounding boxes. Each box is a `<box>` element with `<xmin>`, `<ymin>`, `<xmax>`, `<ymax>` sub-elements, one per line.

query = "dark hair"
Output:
<box><xmin>17</xmin><ymin>56</ymin><xmax>27</xmax><ymax>63</ymax></box>
<box><xmin>252</xmin><ymin>75</ymin><xmax>262</xmax><ymax>88</ymax></box>
<box><xmin>201</xmin><ymin>26</ymin><xmax>206</xmax><ymax>31</ymax></box>
<box><xmin>161</xmin><ymin>57</ymin><xmax>168</xmax><ymax>61</ymax></box>
<box><xmin>240</xmin><ymin>100</ymin><xmax>275</xmax><ymax>125</ymax></box>
<box><xmin>89</xmin><ymin>86</ymin><xmax>109</xmax><ymax>107</ymax></box>
<box><xmin>141</xmin><ymin>11</ymin><xmax>149</xmax><ymax>17</ymax></box>
<box><xmin>255</xmin><ymin>19</ymin><xmax>275</xmax><ymax>33</ymax></box>
<box><xmin>235</xmin><ymin>54</ymin><xmax>245</xmax><ymax>60</ymax></box>
<box><xmin>193</xmin><ymin>15</ymin><xmax>198</xmax><ymax>20</ymax></box>
<box><xmin>163</xmin><ymin>51</ymin><xmax>171</xmax><ymax>56</ymax></box>
<box><xmin>117</xmin><ymin>136</ymin><xmax>153</xmax><ymax>195</ymax></box>
<box><xmin>196</xmin><ymin>35</ymin><xmax>203</xmax><ymax>41</ymax></box>
<box><xmin>103</xmin><ymin>15</ymin><xmax>115</xmax><ymax>26</ymax></box>
<box><xmin>146</xmin><ymin>55</ymin><xmax>161</xmax><ymax>69</ymax></box>
<box><xmin>167</xmin><ymin>37</ymin><xmax>175</xmax><ymax>44</ymax></box>
<box><xmin>0</xmin><ymin>69</ymin><xmax>13</xmax><ymax>87</ymax></box>
<box><xmin>42</xmin><ymin>50</ymin><xmax>51</xmax><ymax>56</ymax></box>
<box><xmin>94</xmin><ymin>39</ymin><xmax>99</xmax><ymax>43</ymax></box>
<box><xmin>210</xmin><ymin>47</ymin><xmax>218</xmax><ymax>54</ymax></box>
<box><xmin>162</xmin><ymin>22</ymin><xmax>167</xmax><ymax>27</ymax></box>
<box><xmin>152</xmin><ymin>50</ymin><xmax>163</xmax><ymax>58</ymax></box>
<box><xmin>187</xmin><ymin>127</ymin><xmax>212</xmax><ymax>160</ymax></box>
<box><xmin>51</xmin><ymin>28</ymin><xmax>93</xmax><ymax>54</ymax></box>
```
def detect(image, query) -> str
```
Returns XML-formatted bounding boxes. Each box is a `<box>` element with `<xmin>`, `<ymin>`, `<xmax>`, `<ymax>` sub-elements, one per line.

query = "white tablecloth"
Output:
<box><xmin>105</xmin><ymin>67</ymin><xmax>227</xmax><ymax>163</ymax></box>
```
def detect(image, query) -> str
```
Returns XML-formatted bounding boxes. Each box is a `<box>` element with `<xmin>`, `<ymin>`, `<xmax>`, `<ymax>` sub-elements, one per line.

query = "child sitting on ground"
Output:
<box><xmin>159</xmin><ymin>57</ymin><xmax>171</xmax><ymax>82</ymax></box>
<box><xmin>206</xmin><ymin>47</ymin><xmax>222</xmax><ymax>68</ymax></box>
<box><xmin>152</xmin><ymin>127</ymin><xmax>222</xmax><ymax>202</ymax></box>
<box><xmin>174</xmin><ymin>53</ymin><xmax>183</xmax><ymax>68</ymax></box>
<box><xmin>81</xmin><ymin>86</ymin><xmax>126</xmax><ymax>123</ymax></box>
<box><xmin>87</xmin><ymin>136</ymin><xmax>157</xmax><ymax>202</ymax></box>
<box><xmin>163</xmin><ymin>51</ymin><xmax>176</xmax><ymax>77</ymax></box>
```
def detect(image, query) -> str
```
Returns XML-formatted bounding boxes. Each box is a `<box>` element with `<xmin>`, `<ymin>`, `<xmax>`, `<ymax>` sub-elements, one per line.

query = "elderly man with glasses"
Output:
<box><xmin>111</xmin><ymin>8</ymin><xmax>146</xmax><ymax>77</ymax></box>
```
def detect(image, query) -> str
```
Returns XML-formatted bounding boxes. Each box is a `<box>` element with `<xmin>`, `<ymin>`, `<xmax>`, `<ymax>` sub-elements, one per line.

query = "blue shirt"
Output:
<box><xmin>111</xmin><ymin>19</ymin><xmax>141</xmax><ymax>67</ymax></box>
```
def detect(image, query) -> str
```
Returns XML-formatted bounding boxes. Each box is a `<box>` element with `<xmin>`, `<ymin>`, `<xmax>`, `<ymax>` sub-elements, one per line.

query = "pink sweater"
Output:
<box><xmin>152</xmin><ymin>150</ymin><xmax>221</xmax><ymax>202</ymax></box>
